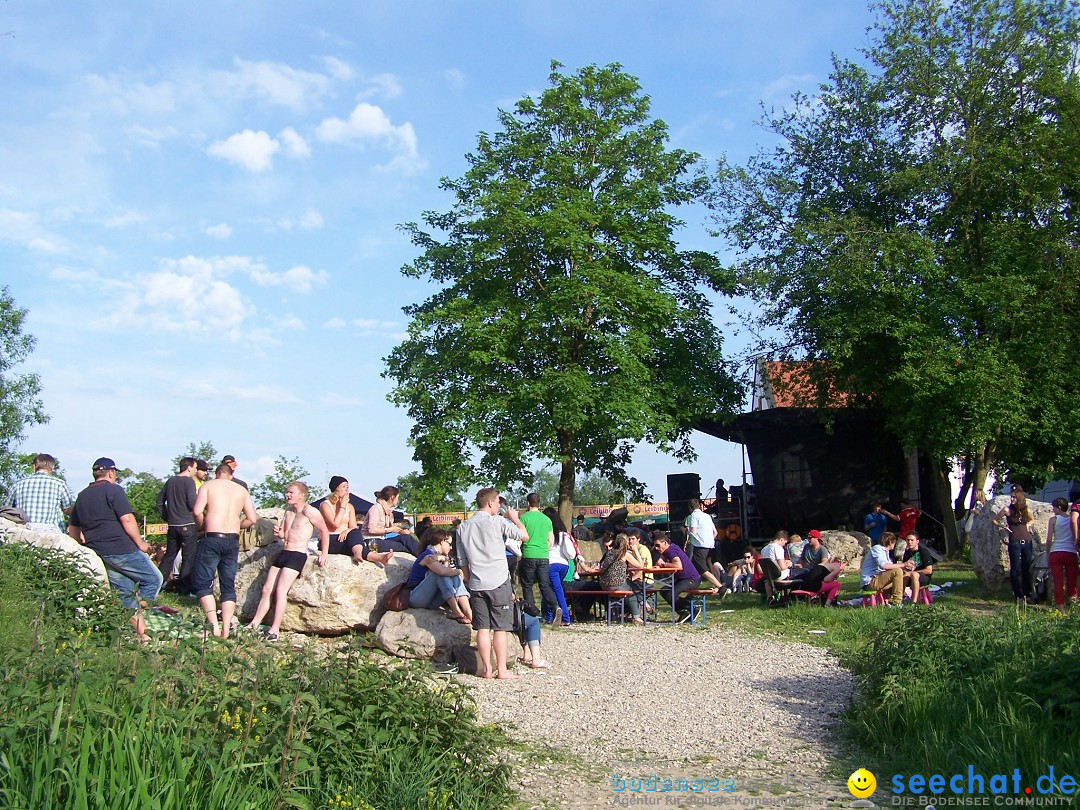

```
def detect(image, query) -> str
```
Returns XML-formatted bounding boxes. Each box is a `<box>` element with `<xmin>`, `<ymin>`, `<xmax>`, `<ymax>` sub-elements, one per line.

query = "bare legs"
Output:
<box><xmin>199</xmin><ymin>594</ymin><xmax>234</xmax><ymax>639</ymax></box>
<box><xmin>476</xmin><ymin>629</ymin><xmax>516</xmax><ymax>680</ymax></box>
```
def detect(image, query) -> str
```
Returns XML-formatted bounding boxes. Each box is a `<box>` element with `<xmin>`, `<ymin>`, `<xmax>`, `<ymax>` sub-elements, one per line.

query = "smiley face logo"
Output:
<box><xmin>847</xmin><ymin>768</ymin><xmax>877</xmax><ymax>798</ymax></box>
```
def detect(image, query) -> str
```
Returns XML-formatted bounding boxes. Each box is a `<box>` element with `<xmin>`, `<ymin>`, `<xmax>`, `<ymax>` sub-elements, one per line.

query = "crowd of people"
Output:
<box><xmin>8</xmin><ymin>452</ymin><xmax>1080</xmax><ymax>661</ymax></box>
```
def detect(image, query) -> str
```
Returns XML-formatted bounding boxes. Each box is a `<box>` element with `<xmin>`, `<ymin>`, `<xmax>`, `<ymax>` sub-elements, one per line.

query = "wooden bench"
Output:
<box><xmin>568</xmin><ymin>589</ymin><xmax>635</xmax><ymax>624</ymax></box>
<box><xmin>686</xmin><ymin>588</ymin><xmax>716</xmax><ymax>625</ymax></box>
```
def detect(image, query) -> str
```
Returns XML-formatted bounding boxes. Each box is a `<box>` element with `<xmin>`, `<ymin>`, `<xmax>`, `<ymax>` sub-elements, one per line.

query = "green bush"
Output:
<box><xmin>844</xmin><ymin>606</ymin><xmax>1080</xmax><ymax>780</ymax></box>
<box><xmin>0</xmin><ymin>544</ymin><xmax>514</xmax><ymax>810</ymax></box>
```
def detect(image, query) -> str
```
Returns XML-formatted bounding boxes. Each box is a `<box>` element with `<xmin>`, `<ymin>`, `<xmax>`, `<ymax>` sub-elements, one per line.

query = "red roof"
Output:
<box><xmin>758</xmin><ymin>361</ymin><xmax>853</xmax><ymax>409</ymax></box>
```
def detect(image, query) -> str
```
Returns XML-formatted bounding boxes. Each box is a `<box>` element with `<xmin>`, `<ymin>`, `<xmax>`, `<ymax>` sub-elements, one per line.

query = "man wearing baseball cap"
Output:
<box><xmin>220</xmin><ymin>454</ymin><xmax>247</xmax><ymax>490</ymax></box>
<box><xmin>796</xmin><ymin>529</ymin><xmax>830</xmax><ymax>574</ymax></box>
<box><xmin>67</xmin><ymin>457</ymin><xmax>163</xmax><ymax>641</ymax></box>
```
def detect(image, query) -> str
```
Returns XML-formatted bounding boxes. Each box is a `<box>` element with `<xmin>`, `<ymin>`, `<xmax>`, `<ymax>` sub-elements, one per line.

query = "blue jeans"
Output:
<box><xmin>545</xmin><ymin>562</ymin><xmax>572</xmax><ymax>624</ymax></box>
<box><xmin>192</xmin><ymin>534</ymin><xmax>239</xmax><ymax>603</ymax></box>
<box><xmin>1007</xmin><ymin>539</ymin><xmax>1034</xmax><ymax>599</ymax></box>
<box><xmin>522</xmin><ymin>612</ymin><xmax>541</xmax><ymax>646</ymax></box>
<box><xmin>409</xmin><ymin>569</ymin><xmax>468</xmax><ymax>609</ymax></box>
<box><xmin>101</xmin><ymin>551</ymin><xmax>163</xmax><ymax>609</ymax></box>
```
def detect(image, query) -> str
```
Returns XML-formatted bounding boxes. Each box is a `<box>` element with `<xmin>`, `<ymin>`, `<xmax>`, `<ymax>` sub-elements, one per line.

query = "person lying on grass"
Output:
<box><xmin>245</xmin><ymin>482</ymin><xmax>329</xmax><ymax>641</ymax></box>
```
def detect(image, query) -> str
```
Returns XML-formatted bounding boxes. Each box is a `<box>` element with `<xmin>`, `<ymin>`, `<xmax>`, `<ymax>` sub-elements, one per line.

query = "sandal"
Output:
<box><xmin>517</xmin><ymin>657</ymin><xmax>531</xmax><ymax>666</ymax></box>
<box><xmin>453</xmin><ymin>615</ymin><xmax>470</xmax><ymax>625</ymax></box>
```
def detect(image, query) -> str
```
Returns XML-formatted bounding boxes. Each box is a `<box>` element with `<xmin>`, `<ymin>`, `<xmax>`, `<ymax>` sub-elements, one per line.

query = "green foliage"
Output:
<box><xmin>503</xmin><ymin>468</ymin><xmax>624</xmax><ymax>508</ymax></box>
<box><xmin>172</xmin><ymin>440</ymin><xmax>217</xmax><ymax>473</ymax></box>
<box><xmin>396</xmin><ymin>470</ymin><xmax>467</xmax><ymax>514</ymax></box>
<box><xmin>846</xmin><ymin>607</ymin><xmax>1080</xmax><ymax>779</ymax></box>
<box><xmin>120</xmin><ymin>470</ymin><xmax>166</xmax><ymax>524</ymax></box>
<box><xmin>387</xmin><ymin>61</ymin><xmax>740</xmax><ymax>518</ymax></box>
<box><xmin>0</xmin><ymin>544</ymin><xmax>514</xmax><ymax>810</ymax></box>
<box><xmin>251</xmin><ymin>455</ymin><xmax>327</xmax><ymax>509</ymax></box>
<box><xmin>0</xmin><ymin>288</ymin><xmax>48</xmax><ymax>494</ymax></box>
<box><xmin>713</xmin><ymin>0</ymin><xmax>1080</xmax><ymax>492</ymax></box>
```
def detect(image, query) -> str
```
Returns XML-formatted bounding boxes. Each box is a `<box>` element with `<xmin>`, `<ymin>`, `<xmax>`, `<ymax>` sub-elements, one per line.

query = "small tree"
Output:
<box><xmin>251</xmin><ymin>456</ymin><xmax>325</xmax><ymax>509</ymax></box>
<box><xmin>171</xmin><ymin>441</ymin><xmax>217</xmax><ymax>474</ymax></box>
<box><xmin>0</xmin><ymin>287</ymin><xmax>47</xmax><ymax>494</ymax></box>
<box><xmin>119</xmin><ymin>470</ymin><xmax>165</xmax><ymax>525</ymax></box>
<box><xmin>395</xmin><ymin>471</ymin><xmax>467</xmax><ymax>515</ymax></box>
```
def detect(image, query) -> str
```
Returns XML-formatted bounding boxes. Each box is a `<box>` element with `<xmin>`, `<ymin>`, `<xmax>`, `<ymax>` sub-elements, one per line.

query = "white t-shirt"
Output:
<box><xmin>759</xmin><ymin>541</ymin><xmax>789</xmax><ymax>580</ymax></box>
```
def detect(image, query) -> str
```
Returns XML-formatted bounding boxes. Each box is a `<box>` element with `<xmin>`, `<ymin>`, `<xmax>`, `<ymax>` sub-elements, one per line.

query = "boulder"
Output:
<box><xmin>234</xmin><ymin>541</ymin><xmax>414</xmax><ymax>634</ymax></box>
<box><xmin>375</xmin><ymin>609</ymin><xmax>474</xmax><ymax>660</ymax></box>
<box><xmin>818</xmin><ymin>531</ymin><xmax>869</xmax><ymax>570</ymax></box>
<box><xmin>970</xmin><ymin>495</ymin><xmax>1055</xmax><ymax>588</ymax></box>
<box><xmin>0</xmin><ymin>517</ymin><xmax>109</xmax><ymax>584</ymax></box>
<box><xmin>578</xmin><ymin>540</ymin><xmax>604</xmax><ymax>563</ymax></box>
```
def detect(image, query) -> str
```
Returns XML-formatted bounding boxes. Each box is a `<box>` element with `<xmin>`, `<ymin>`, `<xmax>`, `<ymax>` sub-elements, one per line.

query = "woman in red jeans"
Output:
<box><xmin>1045</xmin><ymin>497</ymin><xmax>1079</xmax><ymax>612</ymax></box>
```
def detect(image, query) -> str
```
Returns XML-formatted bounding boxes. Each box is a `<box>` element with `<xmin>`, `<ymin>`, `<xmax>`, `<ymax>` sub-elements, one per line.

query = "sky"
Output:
<box><xmin>1</xmin><ymin>1</ymin><xmax>879</xmax><ymax>498</ymax></box>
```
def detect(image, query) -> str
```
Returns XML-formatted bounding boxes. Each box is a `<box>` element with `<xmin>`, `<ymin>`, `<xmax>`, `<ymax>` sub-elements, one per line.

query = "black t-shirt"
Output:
<box><xmin>157</xmin><ymin>475</ymin><xmax>196</xmax><ymax>525</ymax></box>
<box><xmin>70</xmin><ymin>481</ymin><xmax>137</xmax><ymax>556</ymax></box>
<box><xmin>902</xmin><ymin>545</ymin><xmax>931</xmax><ymax>572</ymax></box>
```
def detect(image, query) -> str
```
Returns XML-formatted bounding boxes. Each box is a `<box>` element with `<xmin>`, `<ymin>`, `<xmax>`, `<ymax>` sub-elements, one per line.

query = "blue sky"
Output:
<box><xmin>2</xmin><ymin>1</ymin><xmax>877</xmax><ymax>497</ymax></box>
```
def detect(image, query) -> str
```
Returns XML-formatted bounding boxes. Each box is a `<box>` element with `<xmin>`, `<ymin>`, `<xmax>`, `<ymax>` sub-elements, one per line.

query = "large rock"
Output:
<box><xmin>0</xmin><ymin>517</ymin><xmax>109</xmax><ymax>584</ymax></box>
<box><xmin>970</xmin><ymin>495</ymin><xmax>1055</xmax><ymax>588</ymax></box>
<box><xmin>375</xmin><ymin>609</ymin><xmax>474</xmax><ymax>660</ymax></box>
<box><xmin>234</xmin><ymin>541</ymin><xmax>413</xmax><ymax>634</ymax></box>
<box><xmin>818</xmin><ymin>531</ymin><xmax>869</xmax><ymax>570</ymax></box>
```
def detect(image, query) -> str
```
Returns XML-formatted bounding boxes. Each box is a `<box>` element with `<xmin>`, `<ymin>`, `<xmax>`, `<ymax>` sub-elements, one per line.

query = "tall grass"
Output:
<box><xmin>843</xmin><ymin>606</ymin><xmax>1080</xmax><ymax>781</ymax></box>
<box><xmin>0</xmin><ymin>544</ymin><xmax>514</xmax><ymax>810</ymax></box>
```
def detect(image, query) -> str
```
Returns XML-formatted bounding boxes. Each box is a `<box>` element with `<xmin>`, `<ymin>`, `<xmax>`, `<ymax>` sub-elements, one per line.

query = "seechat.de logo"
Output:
<box><xmin>848</xmin><ymin>768</ymin><xmax>877</xmax><ymax>798</ymax></box>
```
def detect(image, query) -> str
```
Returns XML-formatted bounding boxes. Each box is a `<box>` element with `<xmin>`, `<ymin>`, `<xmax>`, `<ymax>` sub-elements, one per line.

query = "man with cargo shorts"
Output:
<box><xmin>455</xmin><ymin>487</ymin><xmax>527</xmax><ymax>680</ymax></box>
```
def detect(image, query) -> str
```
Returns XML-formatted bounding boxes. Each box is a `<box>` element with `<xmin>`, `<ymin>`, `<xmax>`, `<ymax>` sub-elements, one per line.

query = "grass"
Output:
<box><xmin>691</xmin><ymin>562</ymin><xmax>1080</xmax><ymax>794</ymax></box>
<box><xmin>0</xmin><ymin>543</ymin><xmax>514</xmax><ymax>810</ymax></box>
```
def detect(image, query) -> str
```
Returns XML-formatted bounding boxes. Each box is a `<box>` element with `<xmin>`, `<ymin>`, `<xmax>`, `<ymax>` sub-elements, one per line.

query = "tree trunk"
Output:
<box><xmin>556</xmin><ymin>433</ymin><xmax>576</xmax><ymax>531</ymax></box>
<box><xmin>924</xmin><ymin>455</ymin><xmax>960</xmax><ymax>558</ymax></box>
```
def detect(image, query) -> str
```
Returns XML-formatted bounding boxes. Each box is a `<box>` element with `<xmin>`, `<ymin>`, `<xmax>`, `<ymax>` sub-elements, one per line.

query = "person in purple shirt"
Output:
<box><xmin>651</xmin><ymin>531</ymin><xmax>701</xmax><ymax>623</ymax></box>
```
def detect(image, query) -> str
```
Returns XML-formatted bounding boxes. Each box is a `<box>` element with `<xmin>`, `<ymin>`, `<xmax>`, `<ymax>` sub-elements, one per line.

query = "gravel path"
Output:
<box><xmin>456</xmin><ymin>622</ymin><xmax>855</xmax><ymax>809</ymax></box>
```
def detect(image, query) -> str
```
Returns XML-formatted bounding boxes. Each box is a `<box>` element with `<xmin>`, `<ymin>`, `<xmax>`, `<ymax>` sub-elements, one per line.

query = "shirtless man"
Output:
<box><xmin>245</xmin><ymin>482</ymin><xmax>330</xmax><ymax>640</ymax></box>
<box><xmin>321</xmin><ymin>475</ymin><xmax>393</xmax><ymax>565</ymax></box>
<box><xmin>192</xmin><ymin>462</ymin><xmax>258</xmax><ymax>639</ymax></box>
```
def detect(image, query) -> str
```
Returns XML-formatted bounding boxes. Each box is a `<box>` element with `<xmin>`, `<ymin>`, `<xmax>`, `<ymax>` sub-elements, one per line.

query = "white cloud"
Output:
<box><xmin>349</xmin><ymin>318</ymin><xmax>401</xmax><ymax>336</ymax></box>
<box><xmin>761</xmin><ymin>73</ymin><xmax>816</xmax><ymax>107</ymax></box>
<box><xmin>358</xmin><ymin>73</ymin><xmax>402</xmax><ymax>100</ymax></box>
<box><xmin>207</xmin><ymin>129</ymin><xmax>280</xmax><ymax>172</ymax></box>
<box><xmin>220</xmin><ymin>59</ymin><xmax>332</xmax><ymax>110</ymax></box>
<box><xmin>274</xmin><ymin>315</ymin><xmax>305</xmax><ymax>330</ymax></box>
<box><xmin>49</xmin><ymin>266</ymin><xmax>132</xmax><ymax>289</ymax></box>
<box><xmin>278</xmin><ymin>126</ymin><xmax>311</xmax><ymax>158</ymax></box>
<box><xmin>249</xmin><ymin>263</ymin><xmax>327</xmax><ymax>293</ymax></box>
<box><xmin>0</xmin><ymin>208</ymin><xmax>62</xmax><ymax>252</ymax></box>
<box><xmin>279</xmin><ymin>207</ymin><xmax>324</xmax><ymax>231</ymax></box>
<box><xmin>323</xmin><ymin>56</ymin><xmax>355</xmax><ymax>82</ymax></box>
<box><xmin>125</xmin><ymin>124</ymin><xmax>179</xmax><ymax>147</ymax></box>
<box><xmin>176</xmin><ymin>382</ymin><xmax>303</xmax><ymax>404</ymax></box>
<box><xmin>315</xmin><ymin>103</ymin><xmax>423</xmax><ymax>173</ymax></box>
<box><xmin>203</xmin><ymin>223</ymin><xmax>233</xmax><ymax>239</ymax></box>
<box><xmin>102</xmin><ymin>210</ymin><xmax>146</xmax><ymax>228</ymax></box>
<box><xmin>444</xmin><ymin>68</ymin><xmax>466</xmax><ymax>91</ymax></box>
<box><xmin>323</xmin><ymin>317</ymin><xmax>346</xmax><ymax>329</ymax></box>
<box><xmin>319</xmin><ymin>393</ymin><xmax>364</xmax><ymax>406</ymax></box>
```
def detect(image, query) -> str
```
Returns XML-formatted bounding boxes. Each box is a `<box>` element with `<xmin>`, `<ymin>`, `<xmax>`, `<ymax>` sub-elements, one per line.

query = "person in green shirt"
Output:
<box><xmin>518</xmin><ymin>492</ymin><xmax>558</xmax><ymax>623</ymax></box>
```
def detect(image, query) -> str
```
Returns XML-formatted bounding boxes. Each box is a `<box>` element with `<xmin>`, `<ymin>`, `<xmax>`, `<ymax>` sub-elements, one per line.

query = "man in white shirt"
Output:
<box><xmin>759</xmin><ymin>531</ymin><xmax>792</xmax><ymax>581</ymax></box>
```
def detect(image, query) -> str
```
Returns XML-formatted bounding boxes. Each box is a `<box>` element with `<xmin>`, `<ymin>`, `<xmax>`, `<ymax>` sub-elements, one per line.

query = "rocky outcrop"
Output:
<box><xmin>234</xmin><ymin>541</ymin><xmax>413</xmax><ymax>634</ymax></box>
<box><xmin>970</xmin><ymin>495</ymin><xmax>1054</xmax><ymax>588</ymax></box>
<box><xmin>375</xmin><ymin>609</ymin><xmax>473</xmax><ymax>660</ymax></box>
<box><xmin>818</xmin><ymin>531</ymin><xmax>869</xmax><ymax>570</ymax></box>
<box><xmin>0</xmin><ymin>517</ymin><xmax>109</xmax><ymax>584</ymax></box>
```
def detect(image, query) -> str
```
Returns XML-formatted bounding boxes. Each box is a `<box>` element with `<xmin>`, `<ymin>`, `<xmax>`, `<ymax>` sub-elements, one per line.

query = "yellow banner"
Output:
<box><xmin>144</xmin><ymin>523</ymin><xmax>169</xmax><ymax>536</ymax></box>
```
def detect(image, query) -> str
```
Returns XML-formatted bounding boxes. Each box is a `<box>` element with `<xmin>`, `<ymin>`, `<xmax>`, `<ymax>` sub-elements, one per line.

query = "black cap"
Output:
<box><xmin>222</xmin><ymin>455</ymin><xmax>237</xmax><ymax>464</ymax></box>
<box><xmin>196</xmin><ymin>459</ymin><xmax>209</xmax><ymax>472</ymax></box>
<box><xmin>92</xmin><ymin>457</ymin><xmax>118</xmax><ymax>471</ymax></box>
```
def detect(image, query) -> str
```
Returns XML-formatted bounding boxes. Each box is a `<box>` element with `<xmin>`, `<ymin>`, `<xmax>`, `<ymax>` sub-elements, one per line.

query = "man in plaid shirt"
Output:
<box><xmin>4</xmin><ymin>453</ymin><xmax>74</xmax><ymax>532</ymax></box>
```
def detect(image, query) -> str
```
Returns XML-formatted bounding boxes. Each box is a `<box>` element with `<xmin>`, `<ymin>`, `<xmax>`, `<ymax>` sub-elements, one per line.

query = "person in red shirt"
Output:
<box><xmin>897</xmin><ymin>499</ymin><xmax>921</xmax><ymax>538</ymax></box>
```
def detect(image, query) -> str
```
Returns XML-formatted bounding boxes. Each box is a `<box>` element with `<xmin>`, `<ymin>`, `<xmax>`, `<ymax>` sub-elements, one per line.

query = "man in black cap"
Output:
<box><xmin>221</xmin><ymin>454</ymin><xmax>248</xmax><ymax>490</ymax></box>
<box><xmin>195</xmin><ymin>459</ymin><xmax>209</xmax><ymax>487</ymax></box>
<box><xmin>67</xmin><ymin>457</ymin><xmax>163</xmax><ymax>640</ymax></box>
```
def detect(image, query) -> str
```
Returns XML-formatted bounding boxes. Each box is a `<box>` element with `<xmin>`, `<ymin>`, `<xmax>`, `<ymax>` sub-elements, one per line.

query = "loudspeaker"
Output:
<box><xmin>667</xmin><ymin>473</ymin><xmax>701</xmax><ymax>525</ymax></box>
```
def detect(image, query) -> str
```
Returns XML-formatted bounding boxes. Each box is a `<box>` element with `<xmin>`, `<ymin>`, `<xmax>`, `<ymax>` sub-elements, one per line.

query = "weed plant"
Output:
<box><xmin>0</xmin><ymin>544</ymin><xmax>514</xmax><ymax>810</ymax></box>
<box><xmin>844</xmin><ymin>606</ymin><xmax>1080</xmax><ymax>782</ymax></box>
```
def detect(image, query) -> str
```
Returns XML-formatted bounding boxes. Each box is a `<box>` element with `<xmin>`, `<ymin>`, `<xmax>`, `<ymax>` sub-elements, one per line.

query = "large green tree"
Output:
<box><xmin>386</xmin><ymin>62</ymin><xmax>740</xmax><ymax>526</ymax></box>
<box><xmin>0</xmin><ymin>288</ymin><xmax>47</xmax><ymax>493</ymax></box>
<box><xmin>712</xmin><ymin>0</ymin><xmax>1080</xmax><ymax>549</ymax></box>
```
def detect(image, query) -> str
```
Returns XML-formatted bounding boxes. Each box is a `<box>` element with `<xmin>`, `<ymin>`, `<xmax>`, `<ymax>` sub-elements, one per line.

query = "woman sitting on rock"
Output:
<box><xmin>321</xmin><ymin>476</ymin><xmax>394</xmax><ymax>565</ymax></box>
<box><xmin>362</xmin><ymin>485</ymin><xmax>420</xmax><ymax>556</ymax></box>
<box><xmin>405</xmin><ymin>529</ymin><xmax>472</xmax><ymax>623</ymax></box>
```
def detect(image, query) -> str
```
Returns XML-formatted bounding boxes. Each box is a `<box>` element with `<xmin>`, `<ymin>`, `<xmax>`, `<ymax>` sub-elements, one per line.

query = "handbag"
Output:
<box><xmin>381</xmin><ymin>582</ymin><xmax>411</xmax><ymax>611</ymax></box>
